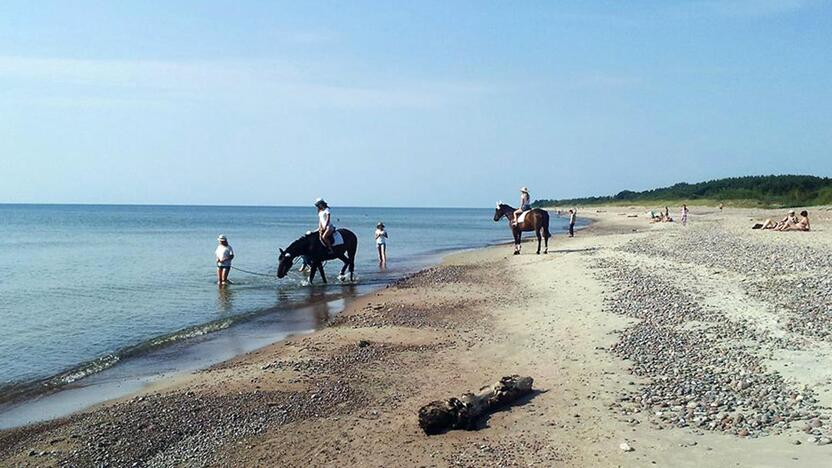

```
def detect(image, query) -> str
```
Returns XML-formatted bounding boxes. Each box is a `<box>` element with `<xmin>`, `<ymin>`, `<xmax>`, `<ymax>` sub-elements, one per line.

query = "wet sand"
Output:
<box><xmin>2</xmin><ymin>205</ymin><xmax>831</xmax><ymax>467</ymax></box>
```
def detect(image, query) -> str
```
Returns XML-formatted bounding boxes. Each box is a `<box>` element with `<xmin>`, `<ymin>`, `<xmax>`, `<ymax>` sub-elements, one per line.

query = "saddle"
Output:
<box><xmin>320</xmin><ymin>230</ymin><xmax>345</xmax><ymax>247</ymax></box>
<box><xmin>516</xmin><ymin>210</ymin><xmax>530</xmax><ymax>224</ymax></box>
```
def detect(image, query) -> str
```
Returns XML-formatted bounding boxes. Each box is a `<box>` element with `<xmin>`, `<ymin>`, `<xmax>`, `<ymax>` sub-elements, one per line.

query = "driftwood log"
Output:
<box><xmin>418</xmin><ymin>375</ymin><xmax>534</xmax><ymax>435</ymax></box>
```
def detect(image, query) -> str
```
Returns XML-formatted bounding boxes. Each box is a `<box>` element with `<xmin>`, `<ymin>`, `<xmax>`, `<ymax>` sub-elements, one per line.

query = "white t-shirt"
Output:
<box><xmin>215</xmin><ymin>245</ymin><xmax>234</xmax><ymax>265</ymax></box>
<box><xmin>318</xmin><ymin>208</ymin><xmax>332</xmax><ymax>229</ymax></box>
<box><xmin>375</xmin><ymin>229</ymin><xmax>387</xmax><ymax>245</ymax></box>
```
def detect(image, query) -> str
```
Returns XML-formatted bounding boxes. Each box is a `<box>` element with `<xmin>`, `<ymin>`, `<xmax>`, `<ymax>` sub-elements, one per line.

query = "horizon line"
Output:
<box><xmin>0</xmin><ymin>201</ymin><xmax>494</xmax><ymax>210</ymax></box>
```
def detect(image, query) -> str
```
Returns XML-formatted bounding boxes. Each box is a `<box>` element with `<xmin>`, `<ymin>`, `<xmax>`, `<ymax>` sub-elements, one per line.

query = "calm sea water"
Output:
<box><xmin>0</xmin><ymin>204</ymin><xmax>572</xmax><ymax>402</ymax></box>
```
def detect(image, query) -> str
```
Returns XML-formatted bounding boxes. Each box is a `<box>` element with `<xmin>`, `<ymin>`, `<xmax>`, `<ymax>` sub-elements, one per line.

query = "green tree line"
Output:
<box><xmin>533</xmin><ymin>175</ymin><xmax>832</xmax><ymax>208</ymax></box>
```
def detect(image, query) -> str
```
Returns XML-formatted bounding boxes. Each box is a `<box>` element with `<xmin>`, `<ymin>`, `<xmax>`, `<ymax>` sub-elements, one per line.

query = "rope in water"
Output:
<box><xmin>230</xmin><ymin>265</ymin><xmax>274</xmax><ymax>277</ymax></box>
<box><xmin>226</xmin><ymin>259</ymin><xmax>330</xmax><ymax>278</ymax></box>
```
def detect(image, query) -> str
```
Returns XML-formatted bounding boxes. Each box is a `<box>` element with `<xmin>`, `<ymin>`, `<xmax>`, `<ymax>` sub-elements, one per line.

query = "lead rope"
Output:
<box><xmin>229</xmin><ymin>265</ymin><xmax>274</xmax><ymax>277</ymax></box>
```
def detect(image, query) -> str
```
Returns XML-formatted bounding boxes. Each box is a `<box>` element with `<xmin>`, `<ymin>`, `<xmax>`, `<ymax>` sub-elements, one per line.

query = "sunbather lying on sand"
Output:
<box><xmin>784</xmin><ymin>211</ymin><xmax>810</xmax><ymax>231</ymax></box>
<box><xmin>649</xmin><ymin>212</ymin><xmax>673</xmax><ymax>223</ymax></box>
<box><xmin>753</xmin><ymin>210</ymin><xmax>808</xmax><ymax>231</ymax></box>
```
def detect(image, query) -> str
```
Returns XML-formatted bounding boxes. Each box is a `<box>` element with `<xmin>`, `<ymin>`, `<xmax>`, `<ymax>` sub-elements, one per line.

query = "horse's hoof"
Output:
<box><xmin>536</xmin><ymin>252</ymin><xmax>540</xmax><ymax>255</ymax></box>
<box><xmin>513</xmin><ymin>251</ymin><xmax>520</xmax><ymax>255</ymax></box>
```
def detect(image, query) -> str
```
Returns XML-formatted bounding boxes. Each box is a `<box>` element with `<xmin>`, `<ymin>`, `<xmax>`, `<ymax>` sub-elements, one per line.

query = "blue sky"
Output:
<box><xmin>1</xmin><ymin>1</ymin><xmax>830</xmax><ymax>207</ymax></box>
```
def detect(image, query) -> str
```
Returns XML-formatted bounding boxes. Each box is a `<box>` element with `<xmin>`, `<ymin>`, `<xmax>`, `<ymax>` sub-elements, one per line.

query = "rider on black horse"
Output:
<box><xmin>277</xmin><ymin>199</ymin><xmax>357</xmax><ymax>284</ymax></box>
<box><xmin>314</xmin><ymin>198</ymin><xmax>335</xmax><ymax>253</ymax></box>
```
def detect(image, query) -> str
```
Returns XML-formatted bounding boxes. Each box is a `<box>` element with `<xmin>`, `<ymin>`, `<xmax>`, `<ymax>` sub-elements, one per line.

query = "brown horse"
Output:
<box><xmin>493</xmin><ymin>203</ymin><xmax>550</xmax><ymax>255</ymax></box>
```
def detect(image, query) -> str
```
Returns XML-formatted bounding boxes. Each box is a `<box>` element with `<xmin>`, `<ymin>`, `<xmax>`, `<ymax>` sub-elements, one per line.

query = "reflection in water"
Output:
<box><xmin>274</xmin><ymin>288</ymin><xmax>292</xmax><ymax>305</ymax></box>
<box><xmin>307</xmin><ymin>288</ymin><xmax>331</xmax><ymax>326</ymax></box>
<box><xmin>303</xmin><ymin>283</ymin><xmax>361</xmax><ymax>327</ymax></box>
<box><xmin>216</xmin><ymin>286</ymin><xmax>236</xmax><ymax>315</ymax></box>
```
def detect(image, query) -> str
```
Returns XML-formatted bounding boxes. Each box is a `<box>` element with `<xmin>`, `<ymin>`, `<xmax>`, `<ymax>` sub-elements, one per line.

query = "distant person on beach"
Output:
<box><xmin>568</xmin><ymin>209</ymin><xmax>576</xmax><ymax>237</ymax></box>
<box><xmin>375</xmin><ymin>222</ymin><xmax>388</xmax><ymax>266</ymax></box>
<box><xmin>314</xmin><ymin>198</ymin><xmax>335</xmax><ymax>253</ymax></box>
<box><xmin>680</xmin><ymin>204</ymin><xmax>689</xmax><ymax>226</ymax></box>
<box><xmin>513</xmin><ymin>187</ymin><xmax>531</xmax><ymax>226</ymax></box>
<box><xmin>215</xmin><ymin>235</ymin><xmax>234</xmax><ymax>285</ymax></box>
<box><xmin>719</xmin><ymin>203</ymin><xmax>724</xmax><ymax>212</ymax></box>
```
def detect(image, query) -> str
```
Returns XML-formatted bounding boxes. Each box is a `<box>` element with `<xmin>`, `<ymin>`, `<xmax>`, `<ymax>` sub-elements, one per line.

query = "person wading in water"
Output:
<box><xmin>375</xmin><ymin>222</ymin><xmax>388</xmax><ymax>266</ymax></box>
<box><xmin>215</xmin><ymin>235</ymin><xmax>234</xmax><ymax>285</ymax></box>
<box><xmin>315</xmin><ymin>198</ymin><xmax>336</xmax><ymax>254</ymax></box>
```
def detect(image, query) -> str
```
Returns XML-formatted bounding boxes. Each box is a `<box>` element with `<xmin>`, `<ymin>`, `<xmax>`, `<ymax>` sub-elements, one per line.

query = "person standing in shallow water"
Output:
<box><xmin>568</xmin><ymin>209</ymin><xmax>576</xmax><ymax>237</ymax></box>
<box><xmin>375</xmin><ymin>222</ymin><xmax>388</xmax><ymax>266</ymax></box>
<box><xmin>215</xmin><ymin>235</ymin><xmax>234</xmax><ymax>285</ymax></box>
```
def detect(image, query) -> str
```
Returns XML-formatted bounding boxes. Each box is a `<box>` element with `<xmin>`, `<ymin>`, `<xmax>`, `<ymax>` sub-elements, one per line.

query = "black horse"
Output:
<box><xmin>277</xmin><ymin>229</ymin><xmax>357</xmax><ymax>284</ymax></box>
<box><xmin>494</xmin><ymin>203</ymin><xmax>550</xmax><ymax>255</ymax></box>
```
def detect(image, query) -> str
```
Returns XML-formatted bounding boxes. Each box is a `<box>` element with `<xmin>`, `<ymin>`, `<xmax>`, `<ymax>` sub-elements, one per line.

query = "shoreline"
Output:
<box><xmin>0</xmin><ymin>213</ymin><xmax>583</xmax><ymax>423</ymax></box>
<box><xmin>0</xmin><ymin>232</ymin><xmax>528</xmax><ymax>429</ymax></box>
<box><xmin>3</xmin><ymin>206</ymin><xmax>830</xmax><ymax>466</ymax></box>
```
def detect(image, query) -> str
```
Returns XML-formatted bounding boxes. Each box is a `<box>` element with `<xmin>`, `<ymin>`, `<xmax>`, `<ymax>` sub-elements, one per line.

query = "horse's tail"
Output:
<box><xmin>542</xmin><ymin>210</ymin><xmax>551</xmax><ymax>239</ymax></box>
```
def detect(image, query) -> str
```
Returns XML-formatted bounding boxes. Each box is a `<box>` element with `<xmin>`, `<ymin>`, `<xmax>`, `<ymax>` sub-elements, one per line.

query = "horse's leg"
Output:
<box><xmin>349</xmin><ymin>246</ymin><xmax>356</xmax><ymax>281</ymax></box>
<box><xmin>536</xmin><ymin>225</ymin><xmax>542</xmax><ymax>254</ymax></box>
<box><xmin>337</xmin><ymin>254</ymin><xmax>349</xmax><ymax>280</ymax></box>
<box><xmin>308</xmin><ymin>261</ymin><xmax>318</xmax><ymax>284</ymax></box>
<box><xmin>514</xmin><ymin>229</ymin><xmax>521</xmax><ymax>255</ymax></box>
<box><xmin>318</xmin><ymin>262</ymin><xmax>328</xmax><ymax>284</ymax></box>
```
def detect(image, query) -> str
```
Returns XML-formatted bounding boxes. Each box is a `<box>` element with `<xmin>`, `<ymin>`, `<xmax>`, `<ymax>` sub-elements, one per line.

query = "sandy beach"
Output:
<box><xmin>2</xmin><ymin>205</ymin><xmax>831</xmax><ymax>467</ymax></box>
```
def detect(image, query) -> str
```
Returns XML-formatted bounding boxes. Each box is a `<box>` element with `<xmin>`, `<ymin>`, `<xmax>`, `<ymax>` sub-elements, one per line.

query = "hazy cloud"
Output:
<box><xmin>0</xmin><ymin>56</ymin><xmax>491</xmax><ymax>110</ymax></box>
<box><xmin>671</xmin><ymin>0</ymin><xmax>810</xmax><ymax>18</ymax></box>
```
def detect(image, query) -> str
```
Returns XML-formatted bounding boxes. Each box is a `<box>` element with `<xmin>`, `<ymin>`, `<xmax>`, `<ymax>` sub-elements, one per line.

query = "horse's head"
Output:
<box><xmin>276</xmin><ymin>248</ymin><xmax>295</xmax><ymax>278</ymax></box>
<box><xmin>493</xmin><ymin>201</ymin><xmax>509</xmax><ymax>222</ymax></box>
<box><xmin>277</xmin><ymin>234</ymin><xmax>315</xmax><ymax>278</ymax></box>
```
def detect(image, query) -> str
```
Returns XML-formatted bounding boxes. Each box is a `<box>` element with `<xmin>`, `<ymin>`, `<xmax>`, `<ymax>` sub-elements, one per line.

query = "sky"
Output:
<box><xmin>1</xmin><ymin>1</ymin><xmax>830</xmax><ymax>207</ymax></box>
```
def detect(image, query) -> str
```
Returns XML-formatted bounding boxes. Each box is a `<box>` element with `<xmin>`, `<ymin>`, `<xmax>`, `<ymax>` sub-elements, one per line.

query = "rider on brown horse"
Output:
<box><xmin>494</xmin><ymin>201</ymin><xmax>550</xmax><ymax>255</ymax></box>
<box><xmin>513</xmin><ymin>187</ymin><xmax>531</xmax><ymax>226</ymax></box>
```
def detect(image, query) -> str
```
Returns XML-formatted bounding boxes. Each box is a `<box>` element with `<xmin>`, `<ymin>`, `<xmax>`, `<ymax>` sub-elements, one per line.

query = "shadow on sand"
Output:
<box><xmin>470</xmin><ymin>388</ymin><xmax>548</xmax><ymax>431</ymax></box>
<box><xmin>547</xmin><ymin>247</ymin><xmax>599</xmax><ymax>254</ymax></box>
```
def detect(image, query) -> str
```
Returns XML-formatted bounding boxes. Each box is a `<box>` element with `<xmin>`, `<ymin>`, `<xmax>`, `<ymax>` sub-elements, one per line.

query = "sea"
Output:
<box><xmin>0</xmin><ymin>204</ymin><xmax>576</xmax><ymax>427</ymax></box>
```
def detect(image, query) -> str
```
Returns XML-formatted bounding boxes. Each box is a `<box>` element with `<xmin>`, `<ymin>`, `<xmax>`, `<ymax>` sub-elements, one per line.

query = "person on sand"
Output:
<box><xmin>568</xmin><ymin>209</ymin><xmax>576</xmax><ymax>237</ymax></box>
<box><xmin>680</xmin><ymin>204</ymin><xmax>689</xmax><ymax>226</ymax></box>
<box><xmin>215</xmin><ymin>235</ymin><xmax>234</xmax><ymax>285</ymax></box>
<box><xmin>785</xmin><ymin>210</ymin><xmax>811</xmax><ymax>231</ymax></box>
<box><xmin>754</xmin><ymin>209</ymin><xmax>798</xmax><ymax>230</ymax></box>
<box><xmin>774</xmin><ymin>210</ymin><xmax>800</xmax><ymax>231</ymax></box>
<box><xmin>375</xmin><ymin>222</ymin><xmax>388</xmax><ymax>266</ymax></box>
<box><xmin>513</xmin><ymin>187</ymin><xmax>531</xmax><ymax>226</ymax></box>
<box><xmin>314</xmin><ymin>198</ymin><xmax>335</xmax><ymax>253</ymax></box>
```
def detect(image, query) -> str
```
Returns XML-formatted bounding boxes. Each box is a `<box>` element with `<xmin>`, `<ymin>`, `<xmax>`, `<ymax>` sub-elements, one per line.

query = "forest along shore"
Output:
<box><xmin>1</xmin><ymin>205</ymin><xmax>832</xmax><ymax>467</ymax></box>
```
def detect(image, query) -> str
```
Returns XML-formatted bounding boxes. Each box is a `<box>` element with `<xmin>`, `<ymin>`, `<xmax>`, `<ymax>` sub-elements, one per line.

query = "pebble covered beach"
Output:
<box><xmin>1</xmin><ymin>205</ymin><xmax>831</xmax><ymax>467</ymax></box>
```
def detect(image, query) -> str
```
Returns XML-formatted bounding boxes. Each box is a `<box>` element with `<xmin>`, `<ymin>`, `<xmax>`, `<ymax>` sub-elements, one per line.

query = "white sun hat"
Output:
<box><xmin>217</xmin><ymin>234</ymin><xmax>227</xmax><ymax>241</ymax></box>
<box><xmin>520</xmin><ymin>187</ymin><xmax>529</xmax><ymax>193</ymax></box>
